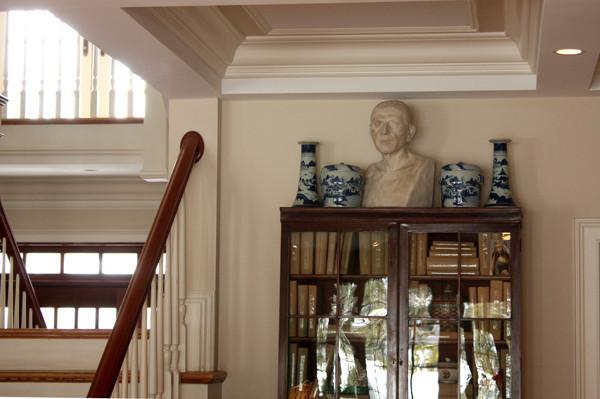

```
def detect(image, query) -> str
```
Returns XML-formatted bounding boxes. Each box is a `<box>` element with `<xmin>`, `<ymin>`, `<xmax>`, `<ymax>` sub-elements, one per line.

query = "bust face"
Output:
<box><xmin>369</xmin><ymin>105</ymin><xmax>413</xmax><ymax>155</ymax></box>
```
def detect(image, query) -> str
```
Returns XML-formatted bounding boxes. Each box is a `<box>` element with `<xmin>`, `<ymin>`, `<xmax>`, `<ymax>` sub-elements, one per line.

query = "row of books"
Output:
<box><xmin>289</xmin><ymin>282</ymin><xmax>318</xmax><ymax>337</ymax></box>
<box><xmin>464</xmin><ymin>280</ymin><xmax>512</xmax><ymax>341</ymax></box>
<box><xmin>410</xmin><ymin>233</ymin><xmax>509</xmax><ymax>276</ymax></box>
<box><xmin>290</xmin><ymin>231</ymin><xmax>388</xmax><ymax>276</ymax></box>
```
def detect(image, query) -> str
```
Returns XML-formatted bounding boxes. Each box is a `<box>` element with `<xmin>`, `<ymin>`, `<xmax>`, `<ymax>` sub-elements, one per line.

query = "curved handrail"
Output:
<box><xmin>87</xmin><ymin>131</ymin><xmax>204</xmax><ymax>397</ymax></box>
<box><xmin>0</xmin><ymin>201</ymin><xmax>46</xmax><ymax>328</ymax></box>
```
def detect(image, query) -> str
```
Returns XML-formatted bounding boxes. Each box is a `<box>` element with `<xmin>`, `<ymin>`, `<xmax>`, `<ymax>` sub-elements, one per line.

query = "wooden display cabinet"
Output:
<box><xmin>279</xmin><ymin>207</ymin><xmax>521</xmax><ymax>399</ymax></box>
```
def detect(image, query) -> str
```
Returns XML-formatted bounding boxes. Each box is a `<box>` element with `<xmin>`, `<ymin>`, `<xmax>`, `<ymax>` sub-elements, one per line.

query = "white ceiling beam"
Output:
<box><xmin>49</xmin><ymin>7</ymin><xmax>218</xmax><ymax>98</ymax></box>
<box><xmin>536</xmin><ymin>0</ymin><xmax>600</xmax><ymax>94</ymax></box>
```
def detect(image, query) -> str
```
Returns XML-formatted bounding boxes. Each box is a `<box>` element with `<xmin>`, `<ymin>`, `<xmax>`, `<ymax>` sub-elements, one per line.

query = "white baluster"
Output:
<box><xmin>0</xmin><ymin>238</ymin><xmax>6</xmax><ymax>328</ymax></box>
<box><xmin>149</xmin><ymin>275</ymin><xmax>157</xmax><ymax>398</ymax></box>
<box><xmin>163</xmin><ymin>237</ymin><xmax>172</xmax><ymax>399</ymax></box>
<box><xmin>141</xmin><ymin>298</ymin><xmax>148</xmax><ymax>398</ymax></box>
<box><xmin>21</xmin><ymin>291</ymin><xmax>26</xmax><ymax>328</ymax></box>
<box><xmin>74</xmin><ymin>36</ymin><xmax>80</xmax><ymax>118</ymax></box>
<box><xmin>120</xmin><ymin>350</ymin><xmax>127</xmax><ymax>398</ymax></box>
<box><xmin>7</xmin><ymin>259</ymin><xmax>13</xmax><ymax>328</ymax></box>
<box><xmin>178</xmin><ymin>204</ymin><xmax>187</xmax><ymax>372</ymax></box>
<box><xmin>109</xmin><ymin>58</ymin><xmax>115</xmax><ymax>118</ymax></box>
<box><xmin>90</xmin><ymin>46</ymin><xmax>99</xmax><ymax>118</ymax></box>
<box><xmin>14</xmin><ymin>274</ymin><xmax>20</xmax><ymax>328</ymax></box>
<box><xmin>28</xmin><ymin>308</ymin><xmax>33</xmax><ymax>328</ymax></box>
<box><xmin>127</xmin><ymin>70</ymin><xmax>133</xmax><ymax>118</ymax></box>
<box><xmin>170</xmin><ymin>217</ymin><xmax>180</xmax><ymax>399</ymax></box>
<box><xmin>19</xmin><ymin>16</ymin><xmax>26</xmax><ymax>119</ymax></box>
<box><xmin>132</xmin><ymin>324</ymin><xmax>138</xmax><ymax>398</ymax></box>
<box><xmin>158</xmin><ymin>255</ymin><xmax>165</xmax><ymax>399</ymax></box>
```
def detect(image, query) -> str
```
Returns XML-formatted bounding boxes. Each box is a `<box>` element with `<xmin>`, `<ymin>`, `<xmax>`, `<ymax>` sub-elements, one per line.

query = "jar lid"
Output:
<box><xmin>322</xmin><ymin>163</ymin><xmax>363</xmax><ymax>173</ymax></box>
<box><xmin>441</xmin><ymin>161</ymin><xmax>481</xmax><ymax>172</ymax></box>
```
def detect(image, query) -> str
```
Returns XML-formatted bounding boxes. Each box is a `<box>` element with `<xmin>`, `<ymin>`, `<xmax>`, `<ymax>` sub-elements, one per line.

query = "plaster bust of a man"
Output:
<box><xmin>362</xmin><ymin>100</ymin><xmax>435</xmax><ymax>207</ymax></box>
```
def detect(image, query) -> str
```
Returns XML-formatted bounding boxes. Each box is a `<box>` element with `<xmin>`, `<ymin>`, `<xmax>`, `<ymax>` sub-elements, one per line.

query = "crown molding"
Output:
<box><xmin>222</xmin><ymin>73</ymin><xmax>536</xmax><ymax>95</ymax></box>
<box><xmin>126</xmin><ymin>6</ymin><xmax>245</xmax><ymax>87</ymax></box>
<box><xmin>224</xmin><ymin>32</ymin><xmax>531</xmax><ymax>94</ymax></box>
<box><xmin>240</xmin><ymin>6</ymin><xmax>272</xmax><ymax>35</ymax></box>
<box><xmin>265</xmin><ymin>25</ymin><xmax>477</xmax><ymax>36</ymax></box>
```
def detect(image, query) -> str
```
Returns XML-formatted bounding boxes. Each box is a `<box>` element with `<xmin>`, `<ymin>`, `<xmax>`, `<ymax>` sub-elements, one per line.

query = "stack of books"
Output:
<box><xmin>425</xmin><ymin>240</ymin><xmax>479</xmax><ymax>276</ymax></box>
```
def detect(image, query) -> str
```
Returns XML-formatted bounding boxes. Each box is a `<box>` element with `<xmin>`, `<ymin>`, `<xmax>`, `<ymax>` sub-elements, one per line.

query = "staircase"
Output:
<box><xmin>0</xmin><ymin>131</ymin><xmax>225</xmax><ymax>398</ymax></box>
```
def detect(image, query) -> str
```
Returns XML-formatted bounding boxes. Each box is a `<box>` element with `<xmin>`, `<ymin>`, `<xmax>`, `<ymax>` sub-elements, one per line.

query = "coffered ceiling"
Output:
<box><xmin>2</xmin><ymin>0</ymin><xmax>599</xmax><ymax>98</ymax></box>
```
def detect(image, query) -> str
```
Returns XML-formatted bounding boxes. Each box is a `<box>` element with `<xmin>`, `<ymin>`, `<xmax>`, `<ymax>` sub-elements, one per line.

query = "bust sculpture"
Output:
<box><xmin>362</xmin><ymin>100</ymin><xmax>435</xmax><ymax>207</ymax></box>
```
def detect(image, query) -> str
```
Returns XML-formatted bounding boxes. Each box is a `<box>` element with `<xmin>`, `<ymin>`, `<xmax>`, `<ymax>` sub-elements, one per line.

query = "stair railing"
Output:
<box><xmin>0</xmin><ymin>200</ymin><xmax>46</xmax><ymax>329</ymax></box>
<box><xmin>88</xmin><ymin>131</ymin><xmax>204</xmax><ymax>398</ymax></box>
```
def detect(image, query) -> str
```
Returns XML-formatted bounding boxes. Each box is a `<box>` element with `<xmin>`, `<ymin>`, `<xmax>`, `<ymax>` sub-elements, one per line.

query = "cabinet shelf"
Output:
<box><xmin>409</xmin><ymin>275</ymin><xmax>512</xmax><ymax>281</ymax></box>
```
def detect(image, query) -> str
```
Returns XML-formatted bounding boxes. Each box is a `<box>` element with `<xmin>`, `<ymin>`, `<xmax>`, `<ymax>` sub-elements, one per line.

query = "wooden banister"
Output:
<box><xmin>0</xmin><ymin>201</ymin><xmax>46</xmax><ymax>328</ymax></box>
<box><xmin>87</xmin><ymin>131</ymin><xmax>204</xmax><ymax>398</ymax></box>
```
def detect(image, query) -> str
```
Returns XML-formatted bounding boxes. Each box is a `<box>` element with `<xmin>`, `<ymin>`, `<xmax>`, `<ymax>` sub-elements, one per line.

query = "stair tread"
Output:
<box><xmin>0</xmin><ymin>329</ymin><xmax>111</xmax><ymax>339</ymax></box>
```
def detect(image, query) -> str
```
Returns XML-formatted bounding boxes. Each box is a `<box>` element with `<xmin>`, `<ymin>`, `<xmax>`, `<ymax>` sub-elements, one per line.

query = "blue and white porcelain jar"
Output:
<box><xmin>320</xmin><ymin>163</ymin><xmax>364</xmax><ymax>207</ymax></box>
<box><xmin>293</xmin><ymin>142</ymin><xmax>321</xmax><ymax>206</ymax></box>
<box><xmin>440</xmin><ymin>162</ymin><xmax>483</xmax><ymax>207</ymax></box>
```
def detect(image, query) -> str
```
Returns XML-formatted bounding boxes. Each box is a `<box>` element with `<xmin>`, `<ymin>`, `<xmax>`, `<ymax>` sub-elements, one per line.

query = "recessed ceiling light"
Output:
<box><xmin>554</xmin><ymin>48</ymin><xmax>584</xmax><ymax>56</ymax></box>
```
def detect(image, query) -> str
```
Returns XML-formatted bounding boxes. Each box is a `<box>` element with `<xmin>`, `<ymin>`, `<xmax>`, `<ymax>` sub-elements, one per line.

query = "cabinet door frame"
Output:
<box><xmin>398</xmin><ymin>223</ymin><xmax>521</xmax><ymax>399</ymax></box>
<box><xmin>279</xmin><ymin>221</ymin><xmax>399</xmax><ymax>399</ymax></box>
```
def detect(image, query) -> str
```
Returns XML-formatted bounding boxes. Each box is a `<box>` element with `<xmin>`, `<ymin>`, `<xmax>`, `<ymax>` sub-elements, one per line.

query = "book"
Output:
<box><xmin>290</xmin><ymin>232</ymin><xmax>300</xmax><ymax>275</ymax></box>
<box><xmin>307</xmin><ymin>285</ymin><xmax>317</xmax><ymax>337</ymax></box>
<box><xmin>477</xmin><ymin>286</ymin><xmax>490</xmax><ymax>332</ymax></box>
<box><xmin>314</xmin><ymin>232</ymin><xmax>328</xmax><ymax>275</ymax></box>
<box><xmin>289</xmin><ymin>281</ymin><xmax>298</xmax><ymax>337</ymax></box>
<box><xmin>288</xmin><ymin>344</ymin><xmax>298</xmax><ymax>388</ymax></box>
<box><xmin>426</xmin><ymin>256</ymin><xmax>479</xmax><ymax>275</ymax></box>
<box><xmin>416</xmin><ymin>233</ymin><xmax>428</xmax><ymax>275</ymax></box>
<box><xmin>297</xmin><ymin>347</ymin><xmax>309</xmax><ymax>386</ymax></box>
<box><xmin>325</xmin><ymin>232</ymin><xmax>337</xmax><ymax>275</ymax></box>
<box><xmin>300</xmin><ymin>232</ymin><xmax>315</xmax><ymax>274</ymax></box>
<box><xmin>297</xmin><ymin>285</ymin><xmax>308</xmax><ymax>337</ymax></box>
<box><xmin>371</xmin><ymin>231</ymin><xmax>386</xmax><ymax>275</ymax></box>
<box><xmin>340</xmin><ymin>232</ymin><xmax>354</xmax><ymax>274</ymax></box>
<box><xmin>409</xmin><ymin>233</ymin><xmax>417</xmax><ymax>275</ymax></box>
<box><xmin>432</xmin><ymin>241</ymin><xmax>475</xmax><ymax>247</ymax></box>
<box><xmin>478</xmin><ymin>233</ymin><xmax>491</xmax><ymax>276</ymax></box>
<box><xmin>490</xmin><ymin>280</ymin><xmax>503</xmax><ymax>340</ymax></box>
<box><xmin>429</xmin><ymin>248</ymin><xmax>477</xmax><ymax>257</ymax></box>
<box><xmin>504</xmin><ymin>281</ymin><xmax>512</xmax><ymax>340</ymax></box>
<box><xmin>358</xmin><ymin>231</ymin><xmax>372</xmax><ymax>275</ymax></box>
<box><xmin>467</xmin><ymin>286</ymin><xmax>478</xmax><ymax>318</ymax></box>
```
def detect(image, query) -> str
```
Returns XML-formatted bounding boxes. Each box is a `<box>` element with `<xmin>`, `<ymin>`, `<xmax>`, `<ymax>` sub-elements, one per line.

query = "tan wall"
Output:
<box><xmin>218</xmin><ymin>96</ymin><xmax>600</xmax><ymax>398</ymax></box>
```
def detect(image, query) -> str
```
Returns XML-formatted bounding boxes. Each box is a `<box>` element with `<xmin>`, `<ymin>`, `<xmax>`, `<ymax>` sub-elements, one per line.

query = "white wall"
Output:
<box><xmin>218</xmin><ymin>96</ymin><xmax>600</xmax><ymax>399</ymax></box>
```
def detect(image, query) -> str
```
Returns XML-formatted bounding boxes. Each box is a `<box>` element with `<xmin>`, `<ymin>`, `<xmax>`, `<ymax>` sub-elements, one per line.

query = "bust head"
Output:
<box><xmin>369</xmin><ymin>100</ymin><xmax>416</xmax><ymax>155</ymax></box>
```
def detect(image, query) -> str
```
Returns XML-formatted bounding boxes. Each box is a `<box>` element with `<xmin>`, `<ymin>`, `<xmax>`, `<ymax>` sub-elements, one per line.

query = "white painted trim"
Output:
<box><xmin>240</xmin><ymin>5</ymin><xmax>271</xmax><ymax>35</ymax></box>
<box><xmin>184</xmin><ymin>294</ymin><xmax>214</xmax><ymax>371</ymax></box>
<box><xmin>12</xmin><ymin>228</ymin><xmax>149</xmax><ymax>242</ymax></box>
<box><xmin>226</xmin><ymin>62</ymin><xmax>532</xmax><ymax>78</ymax></box>
<box><xmin>574</xmin><ymin>219</ymin><xmax>600</xmax><ymax>399</ymax></box>
<box><xmin>1</xmin><ymin>199</ymin><xmax>160</xmax><ymax>210</ymax></box>
<box><xmin>222</xmin><ymin>74</ymin><xmax>537</xmax><ymax>95</ymax></box>
<box><xmin>266</xmin><ymin>25</ymin><xmax>477</xmax><ymax>36</ymax></box>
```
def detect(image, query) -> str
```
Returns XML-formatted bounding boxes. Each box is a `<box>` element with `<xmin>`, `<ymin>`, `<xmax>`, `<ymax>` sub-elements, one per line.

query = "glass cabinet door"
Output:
<box><xmin>285</xmin><ymin>230</ymin><xmax>394</xmax><ymax>399</ymax></box>
<box><xmin>406</xmin><ymin>230</ymin><xmax>515</xmax><ymax>399</ymax></box>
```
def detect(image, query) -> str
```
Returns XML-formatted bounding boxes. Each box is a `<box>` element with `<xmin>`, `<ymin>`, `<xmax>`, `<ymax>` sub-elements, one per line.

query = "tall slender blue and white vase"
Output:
<box><xmin>485</xmin><ymin>139</ymin><xmax>515</xmax><ymax>206</ymax></box>
<box><xmin>293</xmin><ymin>141</ymin><xmax>321</xmax><ymax>206</ymax></box>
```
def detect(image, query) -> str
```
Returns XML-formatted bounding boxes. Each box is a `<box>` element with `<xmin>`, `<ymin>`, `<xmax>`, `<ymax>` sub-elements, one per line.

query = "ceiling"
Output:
<box><xmin>1</xmin><ymin>0</ymin><xmax>599</xmax><ymax>98</ymax></box>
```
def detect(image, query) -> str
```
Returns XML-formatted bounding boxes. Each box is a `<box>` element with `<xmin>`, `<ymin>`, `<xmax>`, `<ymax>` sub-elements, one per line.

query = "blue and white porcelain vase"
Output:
<box><xmin>320</xmin><ymin>163</ymin><xmax>364</xmax><ymax>207</ymax></box>
<box><xmin>293</xmin><ymin>141</ymin><xmax>321</xmax><ymax>206</ymax></box>
<box><xmin>440</xmin><ymin>162</ymin><xmax>483</xmax><ymax>207</ymax></box>
<box><xmin>485</xmin><ymin>139</ymin><xmax>515</xmax><ymax>206</ymax></box>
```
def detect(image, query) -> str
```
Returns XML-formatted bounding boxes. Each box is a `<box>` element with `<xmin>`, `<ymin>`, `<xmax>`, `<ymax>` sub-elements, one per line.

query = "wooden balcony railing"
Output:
<box><xmin>0</xmin><ymin>200</ymin><xmax>46</xmax><ymax>328</ymax></box>
<box><xmin>88</xmin><ymin>131</ymin><xmax>204</xmax><ymax>397</ymax></box>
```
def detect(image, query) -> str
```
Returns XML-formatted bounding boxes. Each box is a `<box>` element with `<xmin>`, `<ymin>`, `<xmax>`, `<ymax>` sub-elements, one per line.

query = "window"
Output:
<box><xmin>2</xmin><ymin>10</ymin><xmax>146</xmax><ymax>120</ymax></box>
<box><xmin>20</xmin><ymin>243</ymin><xmax>156</xmax><ymax>329</ymax></box>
